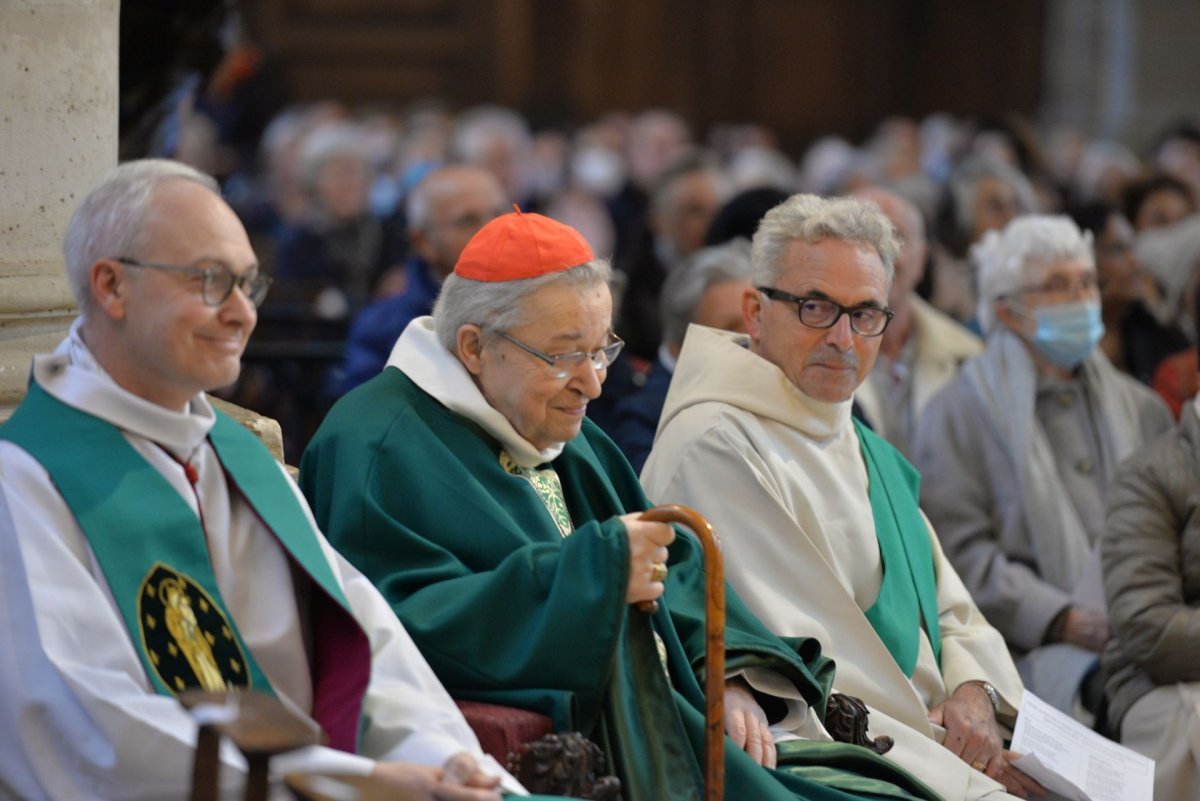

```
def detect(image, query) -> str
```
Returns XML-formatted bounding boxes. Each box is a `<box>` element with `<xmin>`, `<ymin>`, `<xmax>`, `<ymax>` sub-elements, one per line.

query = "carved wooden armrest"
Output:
<box><xmin>455</xmin><ymin>699</ymin><xmax>621</xmax><ymax>800</ymax></box>
<box><xmin>824</xmin><ymin>692</ymin><xmax>894</xmax><ymax>755</ymax></box>
<box><xmin>507</xmin><ymin>732</ymin><xmax>621</xmax><ymax>800</ymax></box>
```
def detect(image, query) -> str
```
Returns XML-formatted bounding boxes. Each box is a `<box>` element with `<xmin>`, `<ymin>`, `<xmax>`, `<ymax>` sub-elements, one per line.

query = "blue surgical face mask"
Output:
<box><xmin>1017</xmin><ymin>300</ymin><xmax>1105</xmax><ymax>369</ymax></box>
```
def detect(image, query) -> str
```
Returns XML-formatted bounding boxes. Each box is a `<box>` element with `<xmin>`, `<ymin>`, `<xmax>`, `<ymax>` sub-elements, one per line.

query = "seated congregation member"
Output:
<box><xmin>1070</xmin><ymin>201</ymin><xmax>1187</xmax><ymax>386</ymax></box>
<box><xmin>301</xmin><ymin>210</ymin><xmax>942</xmax><ymax>801</ymax></box>
<box><xmin>850</xmin><ymin>188</ymin><xmax>982</xmax><ymax>458</ymax></box>
<box><xmin>0</xmin><ymin>159</ymin><xmax>527</xmax><ymax>801</ymax></box>
<box><xmin>1139</xmin><ymin>214</ymin><xmax>1200</xmax><ymax>418</ymax></box>
<box><xmin>913</xmin><ymin>216</ymin><xmax>1172</xmax><ymax>719</ymax></box>
<box><xmin>615</xmin><ymin>154</ymin><xmax>730</xmax><ymax>362</ymax></box>
<box><xmin>642</xmin><ymin>195</ymin><xmax>1032</xmax><ymax>801</ymax></box>
<box><xmin>610</xmin><ymin>237</ymin><xmax>753</xmax><ymax>472</ymax></box>
<box><xmin>1101</xmin><ymin>323</ymin><xmax>1200</xmax><ymax>800</ymax></box>
<box><xmin>336</xmin><ymin>164</ymin><xmax>509</xmax><ymax>396</ymax></box>
<box><xmin>930</xmin><ymin>158</ymin><xmax>1037</xmax><ymax>327</ymax></box>
<box><xmin>272</xmin><ymin>122</ymin><xmax>406</xmax><ymax>316</ymax></box>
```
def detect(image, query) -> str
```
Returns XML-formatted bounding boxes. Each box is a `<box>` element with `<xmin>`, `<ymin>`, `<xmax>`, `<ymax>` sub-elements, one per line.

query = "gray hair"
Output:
<box><xmin>432</xmin><ymin>259</ymin><xmax>612</xmax><ymax>352</ymax></box>
<box><xmin>973</xmin><ymin>215</ymin><xmax>1094</xmax><ymax>333</ymax></box>
<box><xmin>947</xmin><ymin>157</ymin><xmax>1036</xmax><ymax>244</ymax></box>
<box><xmin>650</xmin><ymin>152</ymin><xmax>730</xmax><ymax>217</ymax></box>
<box><xmin>660</xmin><ymin>238</ymin><xmax>752</xmax><ymax>347</ymax></box>
<box><xmin>296</xmin><ymin>121</ymin><xmax>371</xmax><ymax>199</ymax></box>
<box><xmin>450</xmin><ymin>105</ymin><xmax>533</xmax><ymax>164</ymax></box>
<box><xmin>750</xmin><ymin>193</ymin><xmax>899</xmax><ymax>288</ymax></box>
<box><xmin>63</xmin><ymin>159</ymin><xmax>219</xmax><ymax>314</ymax></box>
<box><xmin>404</xmin><ymin>164</ymin><xmax>504</xmax><ymax>232</ymax></box>
<box><xmin>405</xmin><ymin>168</ymin><xmax>440</xmax><ymax>232</ymax></box>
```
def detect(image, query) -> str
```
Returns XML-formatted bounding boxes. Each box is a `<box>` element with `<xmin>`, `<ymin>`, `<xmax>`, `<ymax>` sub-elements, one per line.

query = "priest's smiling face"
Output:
<box><xmin>745</xmin><ymin>237</ymin><xmax>888</xmax><ymax>403</ymax></box>
<box><xmin>103</xmin><ymin>180</ymin><xmax>259</xmax><ymax>411</ymax></box>
<box><xmin>473</xmin><ymin>279</ymin><xmax>613</xmax><ymax>449</ymax></box>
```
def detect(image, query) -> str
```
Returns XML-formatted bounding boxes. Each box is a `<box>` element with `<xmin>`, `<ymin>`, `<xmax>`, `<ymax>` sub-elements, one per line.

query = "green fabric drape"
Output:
<box><xmin>855</xmin><ymin>420</ymin><xmax>942</xmax><ymax>677</ymax></box>
<box><xmin>302</xmin><ymin>368</ymin><xmax>942</xmax><ymax>801</ymax></box>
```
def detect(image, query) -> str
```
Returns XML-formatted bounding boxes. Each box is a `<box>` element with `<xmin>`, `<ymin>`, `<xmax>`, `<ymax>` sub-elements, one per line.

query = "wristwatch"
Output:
<box><xmin>972</xmin><ymin>681</ymin><xmax>1001</xmax><ymax>714</ymax></box>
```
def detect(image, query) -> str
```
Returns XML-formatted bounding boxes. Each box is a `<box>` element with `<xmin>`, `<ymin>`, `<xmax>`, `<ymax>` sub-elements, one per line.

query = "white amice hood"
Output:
<box><xmin>655</xmin><ymin>323</ymin><xmax>854</xmax><ymax>443</ymax></box>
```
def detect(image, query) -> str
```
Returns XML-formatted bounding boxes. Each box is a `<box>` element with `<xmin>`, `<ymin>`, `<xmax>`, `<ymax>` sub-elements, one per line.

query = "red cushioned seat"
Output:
<box><xmin>454</xmin><ymin>699</ymin><xmax>554</xmax><ymax>764</ymax></box>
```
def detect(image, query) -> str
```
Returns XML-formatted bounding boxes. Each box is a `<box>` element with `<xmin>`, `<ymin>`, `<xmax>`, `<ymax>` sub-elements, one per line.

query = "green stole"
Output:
<box><xmin>854</xmin><ymin>419</ymin><xmax>942</xmax><ymax>677</ymax></box>
<box><xmin>1</xmin><ymin>381</ymin><xmax>373</xmax><ymax>752</ymax></box>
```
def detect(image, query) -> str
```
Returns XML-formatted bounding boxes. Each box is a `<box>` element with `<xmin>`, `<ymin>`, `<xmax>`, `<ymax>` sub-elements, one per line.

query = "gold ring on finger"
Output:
<box><xmin>971</xmin><ymin>760</ymin><xmax>987</xmax><ymax>772</ymax></box>
<box><xmin>650</xmin><ymin>562</ymin><xmax>669</xmax><ymax>583</ymax></box>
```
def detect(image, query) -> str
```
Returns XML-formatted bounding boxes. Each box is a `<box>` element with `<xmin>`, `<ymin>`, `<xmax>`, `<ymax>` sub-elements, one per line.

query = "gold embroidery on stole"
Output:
<box><xmin>499</xmin><ymin>451</ymin><xmax>574</xmax><ymax>538</ymax></box>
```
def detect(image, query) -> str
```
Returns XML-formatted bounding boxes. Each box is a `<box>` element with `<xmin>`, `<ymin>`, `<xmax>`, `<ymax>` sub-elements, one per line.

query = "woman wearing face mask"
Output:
<box><xmin>911</xmin><ymin>215</ymin><xmax>1173</xmax><ymax>725</ymax></box>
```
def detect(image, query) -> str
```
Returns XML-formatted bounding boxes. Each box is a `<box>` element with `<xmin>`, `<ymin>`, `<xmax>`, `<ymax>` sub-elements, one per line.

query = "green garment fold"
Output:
<box><xmin>302</xmin><ymin>368</ymin><xmax>942</xmax><ymax>801</ymax></box>
<box><xmin>2</xmin><ymin>382</ymin><xmax>275</xmax><ymax>698</ymax></box>
<box><xmin>2</xmin><ymin>382</ymin><xmax>373</xmax><ymax>752</ymax></box>
<box><xmin>855</xmin><ymin>420</ymin><xmax>942</xmax><ymax>678</ymax></box>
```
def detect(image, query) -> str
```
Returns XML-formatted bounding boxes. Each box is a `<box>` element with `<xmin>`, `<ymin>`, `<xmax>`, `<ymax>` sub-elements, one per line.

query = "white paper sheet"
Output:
<box><xmin>1010</xmin><ymin>691</ymin><xmax>1154</xmax><ymax>801</ymax></box>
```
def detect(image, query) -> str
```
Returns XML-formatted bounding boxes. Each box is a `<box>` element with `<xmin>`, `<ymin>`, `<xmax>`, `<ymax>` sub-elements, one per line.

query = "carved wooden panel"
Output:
<box><xmin>250</xmin><ymin>0</ymin><xmax>1043</xmax><ymax>151</ymax></box>
<box><xmin>249</xmin><ymin>0</ymin><xmax>532</xmax><ymax>106</ymax></box>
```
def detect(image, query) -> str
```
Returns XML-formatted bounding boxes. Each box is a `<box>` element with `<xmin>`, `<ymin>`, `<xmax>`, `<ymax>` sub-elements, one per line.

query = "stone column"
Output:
<box><xmin>1041</xmin><ymin>0</ymin><xmax>1200</xmax><ymax>149</ymax></box>
<box><xmin>0</xmin><ymin>0</ymin><xmax>118</xmax><ymax>421</ymax></box>
<box><xmin>1039</xmin><ymin>0</ymin><xmax>1136</xmax><ymax>140</ymax></box>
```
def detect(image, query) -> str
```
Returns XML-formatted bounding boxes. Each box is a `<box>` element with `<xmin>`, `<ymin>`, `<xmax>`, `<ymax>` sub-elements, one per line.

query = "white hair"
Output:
<box><xmin>798</xmin><ymin>136</ymin><xmax>860</xmax><ymax>195</ymax></box>
<box><xmin>973</xmin><ymin>215</ymin><xmax>1094</xmax><ymax>333</ymax></box>
<box><xmin>63</xmin><ymin>159</ymin><xmax>219</xmax><ymax>315</ymax></box>
<box><xmin>750</xmin><ymin>193</ymin><xmax>899</xmax><ymax>289</ymax></box>
<box><xmin>449</xmin><ymin>105</ymin><xmax>532</xmax><ymax>164</ymax></box>
<box><xmin>660</xmin><ymin>239</ymin><xmax>752</xmax><ymax>347</ymax></box>
<box><xmin>729</xmin><ymin>146</ymin><xmax>797</xmax><ymax>193</ymax></box>
<box><xmin>432</xmin><ymin>259</ymin><xmax>612</xmax><ymax>352</ymax></box>
<box><xmin>296</xmin><ymin>121</ymin><xmax>371</xmax><ymax>198</ymax></box>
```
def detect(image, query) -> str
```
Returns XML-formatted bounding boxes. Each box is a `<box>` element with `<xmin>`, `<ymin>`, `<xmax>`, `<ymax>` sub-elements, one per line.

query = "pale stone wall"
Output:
<box><xmin>1041</xmin><ymin>0</ymin><xmax>1200</xmax><ymax>149</ymax></box>
<box><xmin>0</xmin><ymin>0</ymin><xmax>118</xmax><ymax>420</ymax></box>
<box><xmin>1128</xmin><ymin>0</ymin><xmax>1200</xmax><ymax>151</ymax></box>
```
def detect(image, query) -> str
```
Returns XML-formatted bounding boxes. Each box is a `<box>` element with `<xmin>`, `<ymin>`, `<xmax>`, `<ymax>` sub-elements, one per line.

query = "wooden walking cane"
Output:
<box><xmin>637</xmin><ymin>504</ymin><xmax>725</xmax><ymax>801</ymax></box>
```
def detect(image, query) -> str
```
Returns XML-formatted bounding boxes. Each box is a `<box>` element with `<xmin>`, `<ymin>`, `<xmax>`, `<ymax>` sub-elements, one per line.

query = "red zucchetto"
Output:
<box><xmin>453</xmin><ymin>206</ymin><xmax>595</xmax><ymax>282</ymax></box>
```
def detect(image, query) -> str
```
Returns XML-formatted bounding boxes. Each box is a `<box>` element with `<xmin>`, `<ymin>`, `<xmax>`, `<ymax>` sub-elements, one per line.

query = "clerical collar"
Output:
<box><xmin>32</xmin><ymin>318</ymin><xmax>215</xmax><ymax>458</ymax></box>
<box><xmin>387</xmin><ymin>316</ymin><xmax>566</xmax><ymax>468</ymax></box>
<box><xmin>673</xmin><ymin>325</ymin><xmax>852</xmax><ymax>441</ymax></box>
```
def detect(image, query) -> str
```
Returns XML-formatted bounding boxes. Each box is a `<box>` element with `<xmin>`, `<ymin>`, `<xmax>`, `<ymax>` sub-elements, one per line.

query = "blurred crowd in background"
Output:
<box><xmin>149</xmin><ymin>15</ymin><xmax>1200</xmax><ymax>464</ymax></box>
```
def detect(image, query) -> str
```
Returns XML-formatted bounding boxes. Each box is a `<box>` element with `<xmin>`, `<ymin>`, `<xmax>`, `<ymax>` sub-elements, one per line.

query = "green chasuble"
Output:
<box><xmin>301</xmin><ymin>368</ymin><xmax>942</xmax><ymax>801</ymax></box>
<box><xmin>854</xmin><ymin>421</ymin><xmax>942</xmax><ymax>678</ymax></box>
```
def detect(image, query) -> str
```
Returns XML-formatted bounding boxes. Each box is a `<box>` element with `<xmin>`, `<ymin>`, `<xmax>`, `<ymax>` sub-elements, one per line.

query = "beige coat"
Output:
<box><xmin>642</xmin><ymin>325</ymin><xmax>1024</xmax><ymax>801</ymax></box>
<box><xmin>854</xmin><ymin>296</ymin><xmax>982</xmax><ymax>446</ymax></box>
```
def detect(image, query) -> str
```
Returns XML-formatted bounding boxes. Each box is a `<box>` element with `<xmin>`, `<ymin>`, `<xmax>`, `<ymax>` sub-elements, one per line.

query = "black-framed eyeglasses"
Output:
<box><xmin>756</xmin><ymin>286</ymin><xmax>893</xmax><ymax>337</ymax></box>
<box><xmin>116</xmin><ymin>257</ymin><xmax>273</xmax><ymax>308</ymax></box>
<box><xmin>492</xmin><ymin>329</ymin><xmax>624</xmax><ymax>380</ymax></box>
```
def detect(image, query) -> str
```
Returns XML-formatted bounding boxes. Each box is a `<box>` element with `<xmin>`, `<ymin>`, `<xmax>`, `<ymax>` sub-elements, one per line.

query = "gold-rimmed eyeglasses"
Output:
<box><xmin>492</xmin><ymin>329</ymin><xmax>624</xmax><ymax>379</ymax></box>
